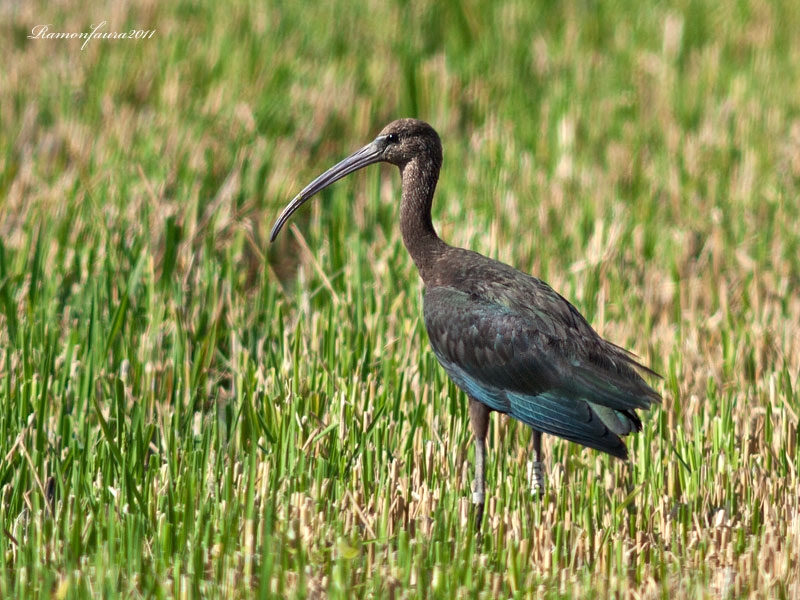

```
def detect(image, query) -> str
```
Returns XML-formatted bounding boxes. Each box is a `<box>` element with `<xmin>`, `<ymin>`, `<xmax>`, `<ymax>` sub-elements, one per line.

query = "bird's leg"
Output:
<box><xmin>529</xmin><ymin>430</ymin><xmax>545</xmax><ymax>497</ymax></box>
<box><xmin>469</xmin><ymin>398</ymin><xmax>490</xmax><ymax>529</ymax></box>
<box><xmin>473</xmin><ymin>438</ymin><xmax>486</xmax><ymax>527</ymax></box>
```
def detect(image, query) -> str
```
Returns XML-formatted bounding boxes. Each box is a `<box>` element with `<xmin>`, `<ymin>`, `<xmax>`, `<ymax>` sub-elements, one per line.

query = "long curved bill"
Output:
<box><xmin>270</xmin><ymin>140</ymin><xmax>383</xmax><ymax>242</ymax></box>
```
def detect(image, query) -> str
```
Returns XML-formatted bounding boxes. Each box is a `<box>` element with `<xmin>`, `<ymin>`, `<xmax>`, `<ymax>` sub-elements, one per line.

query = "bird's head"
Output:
<box><xmin>376</xmin><ymin>118</ymin><xmax>442</xmax><ymax>168</ymax></box>
<box><xmin>269</xmin><ymin>119</ymin><xmax>441</xmax><ymax>242</ymax></box>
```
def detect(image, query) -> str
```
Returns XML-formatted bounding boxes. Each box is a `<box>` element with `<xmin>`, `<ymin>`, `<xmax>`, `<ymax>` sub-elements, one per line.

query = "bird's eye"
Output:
<box><xmin>386</xmin><ymin>133</ymin><xmax>398</xmax><ymax>144</ymax></box>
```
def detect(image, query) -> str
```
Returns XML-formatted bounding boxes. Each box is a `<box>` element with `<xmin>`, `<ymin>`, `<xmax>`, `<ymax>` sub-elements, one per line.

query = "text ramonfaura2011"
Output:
<box><xmin>28</xmin><ymin>21</ymin><xmax>156</xmax><ymax>51</ymax></box>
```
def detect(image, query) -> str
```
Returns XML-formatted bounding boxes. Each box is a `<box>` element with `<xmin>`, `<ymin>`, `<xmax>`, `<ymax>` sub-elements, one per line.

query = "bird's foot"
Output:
<box><xmin>528</xmin><ymin>460</ymin><xmax>545</xmax><ymax>497</ymax></box>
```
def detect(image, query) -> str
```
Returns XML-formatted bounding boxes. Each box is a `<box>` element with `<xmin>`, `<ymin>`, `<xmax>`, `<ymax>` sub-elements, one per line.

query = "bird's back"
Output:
<box><xmin>422</xmin><ymin>247</ymin><xmax>660</xmax><ymax>458</ymax></box>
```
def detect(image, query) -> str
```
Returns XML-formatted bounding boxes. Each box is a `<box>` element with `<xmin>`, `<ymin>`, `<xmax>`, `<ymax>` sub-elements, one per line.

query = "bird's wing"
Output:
<box><xmin>423</xmin><ymin>286</ymin><xmax>660</xmax><ymax>458</ymax></box>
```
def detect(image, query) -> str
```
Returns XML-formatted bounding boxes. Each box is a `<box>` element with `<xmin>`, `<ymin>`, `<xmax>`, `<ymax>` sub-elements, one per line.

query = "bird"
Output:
<box><xmin>270</xmin><ymin>118</ymin><xmax>661</xmax><ymax>529</ymax></box>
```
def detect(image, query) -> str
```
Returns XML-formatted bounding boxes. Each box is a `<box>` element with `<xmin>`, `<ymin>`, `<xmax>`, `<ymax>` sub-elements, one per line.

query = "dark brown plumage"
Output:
<box><xmin>270</xmin><ymin>119</ymin><xmax>661</xmax><ymax>529</ymax></box>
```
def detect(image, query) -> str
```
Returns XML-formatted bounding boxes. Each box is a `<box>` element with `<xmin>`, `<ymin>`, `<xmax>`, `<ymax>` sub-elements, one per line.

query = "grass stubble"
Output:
<box><xmin>0</xmin><ymin>0</ymin><xmax>799</xmax><ymax>597</ymax></box>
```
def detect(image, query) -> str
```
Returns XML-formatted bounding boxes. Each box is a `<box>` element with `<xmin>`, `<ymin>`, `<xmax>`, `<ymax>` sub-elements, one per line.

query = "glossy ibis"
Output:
<box><xmin>270</xmin><ymin>119</ymin><xmax>661</xmax><ymax>528</ymax></box>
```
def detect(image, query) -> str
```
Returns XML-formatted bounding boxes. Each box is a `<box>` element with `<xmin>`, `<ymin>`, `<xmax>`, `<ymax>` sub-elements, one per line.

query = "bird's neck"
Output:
<box><xmin>399</xmin><ymin>157</ymin><xmax>446</xmax><ymax>283</ymax></box>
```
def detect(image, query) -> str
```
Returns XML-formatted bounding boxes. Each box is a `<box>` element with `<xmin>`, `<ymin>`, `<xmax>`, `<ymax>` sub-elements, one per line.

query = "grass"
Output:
<box><xmin>1</xmin><ymin>0</ymin><xmax>800</xmax><ymax>597</ymax></box>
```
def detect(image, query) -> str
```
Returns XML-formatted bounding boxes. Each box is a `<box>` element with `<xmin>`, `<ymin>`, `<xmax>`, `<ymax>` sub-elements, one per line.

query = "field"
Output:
<box><xmin>2</xmin><ymin>0</ymin><xmax>800</xmax><ymax>597</ymax></box>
